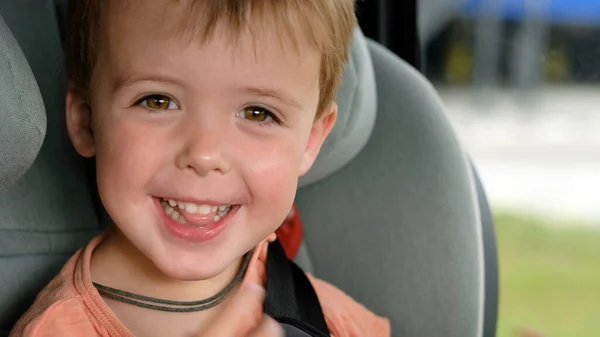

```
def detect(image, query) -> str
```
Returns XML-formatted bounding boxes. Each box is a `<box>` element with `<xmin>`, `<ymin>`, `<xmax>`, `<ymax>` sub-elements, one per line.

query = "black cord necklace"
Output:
<box><xmin>93</xmin><ymin>251</ymin><xmax>253</xmax><ymax>312</ymax></box>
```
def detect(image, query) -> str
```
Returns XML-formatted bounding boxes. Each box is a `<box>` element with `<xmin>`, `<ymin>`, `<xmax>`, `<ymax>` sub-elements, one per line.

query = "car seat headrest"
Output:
<box><xmin>0</xmin><ymin>15</ymin><xmax>46</xmax><ymax>192</ymax></box>
<box><xmin>298</xmin><ymin>27</ymin><xmax>377</xmax><ymax>188</ymax></box>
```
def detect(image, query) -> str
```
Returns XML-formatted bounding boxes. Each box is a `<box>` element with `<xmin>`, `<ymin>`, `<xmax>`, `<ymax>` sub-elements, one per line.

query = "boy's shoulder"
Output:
<box><xmin>307</xmin><ymin>274</ymin><xmax>391</xmax><ymax>337</ymax></box>
<box><xmin>10</xmin><ymin>294</ymin><xmax>97</xmax><ymax>337</ymax></box>
<box><xmin>10</xmin><ymin>246</ymin><xmax>103</xmax><ymax>337</ymax></box>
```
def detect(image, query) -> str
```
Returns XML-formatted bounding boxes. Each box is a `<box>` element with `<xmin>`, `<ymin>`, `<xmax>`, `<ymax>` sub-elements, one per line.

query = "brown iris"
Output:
<box><xmin>243</xmin><ymin>107</ymin><xmax>270</xmax><ymax>122</ymax></box>
<box><xmin>145</xmin><ymin>95</ymin><xmax>172</xmax><ymax>110</ymax></box>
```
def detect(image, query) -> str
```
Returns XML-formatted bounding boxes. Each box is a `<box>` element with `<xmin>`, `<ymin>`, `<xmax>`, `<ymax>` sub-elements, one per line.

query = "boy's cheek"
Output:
<box><xmin>95</xmin><ymin>136</ymin><xmax>165</xmax><ymax>195</ymax></box>
<box><xmin>96</xmin><ymin>120</ymin><xmax>165</xmax><ymax>157</ymax></box>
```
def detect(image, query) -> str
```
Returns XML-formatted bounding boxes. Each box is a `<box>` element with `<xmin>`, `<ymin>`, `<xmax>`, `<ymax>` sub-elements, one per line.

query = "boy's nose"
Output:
<box><xmin>175</xmin><ymin>129</ymin><xmax>231</xmax><ymax>176</ymax></box>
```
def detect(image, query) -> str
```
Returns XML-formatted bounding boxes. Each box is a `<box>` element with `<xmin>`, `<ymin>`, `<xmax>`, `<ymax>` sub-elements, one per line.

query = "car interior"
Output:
<box><xmin>0</xmin><ymin>0</ymin><xmax>499</xmax><ymax>336</ymax></box>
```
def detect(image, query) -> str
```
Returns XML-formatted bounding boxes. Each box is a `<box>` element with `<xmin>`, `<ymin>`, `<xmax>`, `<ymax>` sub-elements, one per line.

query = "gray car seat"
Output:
<box><xmin>0</xmin><ymin>1</ymin><xmax>497</xmax><ymax>336</ymax></box>
<box><xmin>0</xmin><ymin>14</ymin><xmax>46</xmax><ymax>193</ymax></box>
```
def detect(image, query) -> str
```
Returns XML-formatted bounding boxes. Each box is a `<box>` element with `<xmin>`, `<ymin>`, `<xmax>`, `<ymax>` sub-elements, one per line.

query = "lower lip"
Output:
<box><xmin>153</xmin><ymin>198</ymin><xmax>237</xmax><ymax>243</ymax></box>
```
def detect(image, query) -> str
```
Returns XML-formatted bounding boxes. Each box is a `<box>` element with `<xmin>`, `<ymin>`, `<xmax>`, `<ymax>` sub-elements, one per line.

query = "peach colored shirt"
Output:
<box><xmin>10</xmin><ymin>235</ymin><xmax>390</xmax><ymax>337</ymax></box>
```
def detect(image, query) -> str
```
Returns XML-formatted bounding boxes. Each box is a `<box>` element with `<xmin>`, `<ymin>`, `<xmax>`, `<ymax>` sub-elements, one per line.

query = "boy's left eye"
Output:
<box><xmin>236</xmin><ymin>106</ymin><xmax>275</xmax><ymax>123</ymax></box>
<box><xmin>137</xmin><ymin>94</ymin><xmax>179</xmax><ymax>110</ymax></box>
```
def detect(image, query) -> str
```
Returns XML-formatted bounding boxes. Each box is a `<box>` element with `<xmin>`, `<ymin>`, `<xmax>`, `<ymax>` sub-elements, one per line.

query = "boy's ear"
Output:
<box><xmin>66</xmin><ymin>86</ymin><xmax>95</xmax><ymax>158</ymax></box>
<box><xmin>299</xmin><ymin>103</ymin><xmax>338</xmax><ymax>176</ymax></box>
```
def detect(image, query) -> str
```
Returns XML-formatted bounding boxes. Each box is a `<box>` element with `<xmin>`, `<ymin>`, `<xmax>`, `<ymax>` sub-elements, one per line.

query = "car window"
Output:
<box><xmin>423</xmin><ymin>1</ymin><xmax>600</xmax><ymax>336</ymax></box>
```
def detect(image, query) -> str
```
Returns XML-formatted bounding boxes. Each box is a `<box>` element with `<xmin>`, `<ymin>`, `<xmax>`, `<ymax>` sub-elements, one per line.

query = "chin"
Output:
<box><xmin>151</xmin><ymin>249</ymin><xmax>238</xmax><ymax>281</ymax></box>
<box><xmin>167</xmin><ymin>267</ymin><xmax>224</xmax><ymax>282</ymax></box>
<box><xmin>156</xmin><ymin>259</ymin><xmax>225</xmax><ymax>281</ymax></box>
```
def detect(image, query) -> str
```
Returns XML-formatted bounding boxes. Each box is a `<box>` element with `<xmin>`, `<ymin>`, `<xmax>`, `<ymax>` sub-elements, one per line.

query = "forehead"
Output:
<box><xmin>101</xmin><ymin>0</ymin><xmax>323</xmax><ymax>54</ymax></box>
<box><xmin>97</xmin><ymin>0</ymin><xmax>321</xmax><ymax>99</ymax></box>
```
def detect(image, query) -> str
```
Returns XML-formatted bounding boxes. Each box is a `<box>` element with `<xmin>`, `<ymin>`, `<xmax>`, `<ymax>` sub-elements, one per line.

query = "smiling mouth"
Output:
<box><xmin>159</xmin><ymin>198</ymin><xmax>234</xmax><ymax>227</ymax></box>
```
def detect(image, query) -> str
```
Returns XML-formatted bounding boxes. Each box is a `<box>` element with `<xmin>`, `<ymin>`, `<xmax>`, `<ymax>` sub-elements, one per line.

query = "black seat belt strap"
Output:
<box><xmin>264</xmin><ymin>240</ymin><xmax>330</xmax><ymax>336</ymax></box>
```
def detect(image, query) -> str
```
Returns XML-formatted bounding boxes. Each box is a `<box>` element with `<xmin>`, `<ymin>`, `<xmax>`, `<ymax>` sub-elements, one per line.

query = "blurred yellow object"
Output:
<box><xmin>544</xmin><ymin>46</ymin><xmax>570</xmax><ymax>82</ymax></box>
<box><xmin>444</xmin><ymin>41</ymin><xmax>473</xmax><ymax>84</ymax></box>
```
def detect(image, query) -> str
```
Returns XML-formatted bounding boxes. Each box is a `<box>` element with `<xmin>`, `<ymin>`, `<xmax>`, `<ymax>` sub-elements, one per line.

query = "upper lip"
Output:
<box><xmin>157</xmin><ymin>196</ymin><xmax>238</xmax><ymax>206</ymax></box>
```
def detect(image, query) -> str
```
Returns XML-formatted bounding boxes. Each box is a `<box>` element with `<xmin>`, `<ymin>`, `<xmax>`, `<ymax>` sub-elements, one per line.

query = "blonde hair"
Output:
<box><xmin>66</xmin><ymin>0</ymin><xmax>357</xmax><ymax>117</ymax></box>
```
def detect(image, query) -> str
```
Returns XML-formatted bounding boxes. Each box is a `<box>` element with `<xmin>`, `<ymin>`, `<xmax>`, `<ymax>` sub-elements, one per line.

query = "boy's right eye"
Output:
<box><xmin>136</xmin><ymin>94</ymin><xmax>179</xmax><ymax>111</ymax></box>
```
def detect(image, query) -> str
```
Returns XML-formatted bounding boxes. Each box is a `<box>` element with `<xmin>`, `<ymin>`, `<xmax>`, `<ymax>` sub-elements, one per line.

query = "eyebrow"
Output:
<box><xmin>243</xmin><ymin>86</ymin><xmax>303</xmax><ymax>110</ymax></box>
<box><xmin>112</xmin><ymin>74</ymin><xmax>303</xmax><ymax>110</ymax></box>
<box><xmin>112</xmin><ymin>73</ymin><xmax>185</xmax><ymax>92</ymax></box>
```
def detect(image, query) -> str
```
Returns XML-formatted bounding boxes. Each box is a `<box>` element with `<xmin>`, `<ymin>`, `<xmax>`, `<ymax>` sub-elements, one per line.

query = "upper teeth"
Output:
<box><xmin>165</xmin><ymin>199</ymin><xmax>229</xmax><ymax>215</ymax></box>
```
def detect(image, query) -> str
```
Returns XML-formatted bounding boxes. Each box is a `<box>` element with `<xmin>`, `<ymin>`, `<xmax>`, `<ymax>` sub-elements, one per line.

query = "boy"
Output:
<box><xmin>11</xmin><ymin>0</ymin><xmax>390</xmax><ymax>336</ymax></box>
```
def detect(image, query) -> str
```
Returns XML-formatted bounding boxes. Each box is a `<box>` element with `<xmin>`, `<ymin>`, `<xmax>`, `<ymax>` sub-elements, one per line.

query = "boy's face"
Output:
<box><xmin>67</xmin><ymin>2</ymin><xmax>336</xmax><ymax>280</ymax></box>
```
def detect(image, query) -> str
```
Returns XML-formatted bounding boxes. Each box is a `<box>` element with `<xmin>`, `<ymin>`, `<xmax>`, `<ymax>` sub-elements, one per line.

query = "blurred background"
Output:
<box><xmin>420</xmin><ymin>0</ymin><xmax>600</xmax><ymax>336</ymax></box>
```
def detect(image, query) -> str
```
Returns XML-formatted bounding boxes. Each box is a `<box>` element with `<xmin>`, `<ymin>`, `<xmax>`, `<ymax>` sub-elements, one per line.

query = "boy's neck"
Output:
<box><xmin>90</xmin><ymin>226</ymin><xmax>244</xmax><ymax>304</ymax></box>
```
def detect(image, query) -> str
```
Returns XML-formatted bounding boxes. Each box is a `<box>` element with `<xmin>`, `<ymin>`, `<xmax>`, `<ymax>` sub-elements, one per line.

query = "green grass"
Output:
<box><xmin>495</xmin><ymin>212</ymin><xmax>600</xmax><ymax>337</ymax></box>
